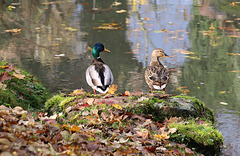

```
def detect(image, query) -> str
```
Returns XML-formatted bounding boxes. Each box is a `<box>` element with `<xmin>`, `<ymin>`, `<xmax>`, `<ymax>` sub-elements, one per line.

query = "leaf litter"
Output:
<box><xmin>0</xmin><ymin>90</ymin><xmax>203</xmax><ymax>155</ymax></box>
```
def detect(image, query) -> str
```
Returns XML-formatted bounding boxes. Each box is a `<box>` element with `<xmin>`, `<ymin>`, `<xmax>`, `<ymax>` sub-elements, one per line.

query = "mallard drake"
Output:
<box><xmin>86</xmin><ymin>43</ymin><xmax>114</xmax><ymax>95</ymax></box>
<box><xmin>145</xmin><ymin>48</ymin><xmax>171</xmax><ymax>95</ymax></box>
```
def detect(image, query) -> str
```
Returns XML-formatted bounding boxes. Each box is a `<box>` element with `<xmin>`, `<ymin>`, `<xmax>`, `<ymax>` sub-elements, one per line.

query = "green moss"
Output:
<box><xmin>0</xmin><ymin>89</ymin><xmax>19</xmax><ymax>108</ymax></box>
<box><xmin>171</xmin><ymin>95</ymin><xmax>215</xmax><ymax>122</ymax></box>
<box><xmin>45</xmin><ymin>94</ymin><xmax>65</xmax><ymax>110</ymax></box>
<box><xmin>0</xmin><ymin>62</ymin><xmax>50</xmax><ymax>110</ymax></box>
<box><xmin>129</xmin><ymin>97</ymin><xmax>170</xmax><ymax>121</ymax></box>
<box><xmin>59</xmin><ymin>97</ymin><xmax>77</xmax><ymax>111</ymax></box>
<box><xmin>169</xmin><ymin>119</ymin><xmax>223</xmax><ymax>154</ymax></box>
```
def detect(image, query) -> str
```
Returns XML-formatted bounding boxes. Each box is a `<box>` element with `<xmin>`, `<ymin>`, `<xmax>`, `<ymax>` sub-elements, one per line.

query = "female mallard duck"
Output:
<box><xmin>86</xmin><ymin>43</ymin><xmax>114</xmax><ymax>95</ymax></box>
<box><xmin>145</xmin><ymin>48</ymin><xmax>171</xmax><ymax>95</ymax></box>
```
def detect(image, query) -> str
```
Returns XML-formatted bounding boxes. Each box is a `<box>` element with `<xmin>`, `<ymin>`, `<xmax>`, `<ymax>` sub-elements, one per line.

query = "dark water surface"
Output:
<box><xmin>0</xmin><ymin>0</ymin><xmax>240</xmax><ymax>154</ymax></box>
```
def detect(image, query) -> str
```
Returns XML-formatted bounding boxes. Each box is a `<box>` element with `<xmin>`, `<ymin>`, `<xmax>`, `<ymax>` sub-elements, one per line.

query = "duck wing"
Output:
<box><xmin>86</xmin><ymin>62</ymin><xmax>113</xmax><ymax>92</ymax></box>
<box><xmin>145</xmin><ymin>66</ymin><xmax>169</xmax><ymax>87</ymax></box>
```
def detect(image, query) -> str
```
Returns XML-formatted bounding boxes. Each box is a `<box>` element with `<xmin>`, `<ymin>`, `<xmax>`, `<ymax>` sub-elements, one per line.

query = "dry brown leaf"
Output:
<box><xmin>12</xmin><ymin>72</ymin><xmax>25</xmax><ymax>79</ymax></box>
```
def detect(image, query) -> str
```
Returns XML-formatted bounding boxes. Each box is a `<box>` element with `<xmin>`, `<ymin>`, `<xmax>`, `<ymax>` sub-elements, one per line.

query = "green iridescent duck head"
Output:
<box><xmin>92</xmin><ymin>43</ymin><xmax>110</xmax><ymax>58</ymax></box>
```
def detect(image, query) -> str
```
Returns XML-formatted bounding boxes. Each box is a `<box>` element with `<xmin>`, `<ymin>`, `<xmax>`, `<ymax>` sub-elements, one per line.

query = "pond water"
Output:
<box><xmin>0</xmin><ymin>0</ymin><xmax>240</xmax><ymax>154</ymax></box>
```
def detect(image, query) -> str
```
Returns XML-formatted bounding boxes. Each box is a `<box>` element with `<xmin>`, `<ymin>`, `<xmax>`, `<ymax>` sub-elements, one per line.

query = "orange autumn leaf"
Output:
<box><xmin>62</xmin><ymin>124</ymin><xmax>70</xmax><ymax>129</ymax></box>
<box><xmin>124</xmin><ymin>90</ymin><xmax>130</xmax><ymax>96</ymax></box>
<box><xmin>0</xmin><ymin>66</ymin><xmax>9</xmax><ymax>69</ymax></box>
<box><xmin>162</xmin><ymin>29</ymin><xmax>167</xmax><ymax>32</ymax></box>
<box><xmin>108</xmin><ymin>84</ymin><xmax>118</xmax><ymax>94</ymax></box>
<box><xmin>69</xmin><ymin>125</ymin><xmax>81</xmax><ymax>132</ymax></box>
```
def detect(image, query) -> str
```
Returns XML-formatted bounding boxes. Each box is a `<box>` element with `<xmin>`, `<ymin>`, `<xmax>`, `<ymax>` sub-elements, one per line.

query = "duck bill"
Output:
<box><xmin>164</xmin><ymin>53</ymin><xmax>172</xmax><ymax>58</ymax></box>
<box><xmin>104</xmin><ymin>48</ymin><xmax>111</xmax><ymax>53</ymax></box>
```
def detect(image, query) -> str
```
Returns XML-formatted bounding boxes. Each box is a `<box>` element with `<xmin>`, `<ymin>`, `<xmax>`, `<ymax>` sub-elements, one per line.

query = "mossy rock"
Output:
<box><xmin>45</xmin><ymin>94</ymin><xmax>78</xmax><ymax>115</ymax></box>
<box><xmin>169</xmin><ymin>119</ymin><xmax>223</xmax><ymax>155</ymax></box>
<box><xmin>131</xmin><ymin>95</ymin><xmax>215</xmax><ymax>122</ymax></box>
<box><xmin>0</xmin><ymin>62</ymin><xmax>51</xmax><ymax>110</ymax></box>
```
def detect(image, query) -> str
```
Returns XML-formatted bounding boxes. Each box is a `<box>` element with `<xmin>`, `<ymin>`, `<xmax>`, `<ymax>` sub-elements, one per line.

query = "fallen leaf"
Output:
<box><xmin>124</xmin><ymin>90</ymin><xmax>130</xmax><ymax>96</ymax></box>
<box><xmin>144</xmin><ymin>146</ymin><xmax>156</xmax><ymax>153</ymax></box>
<box><xmin>112</xmin><ymin>104</ymin><xmax>122</xmax><ymax>110</ymax></box>
<box><xmin>12</xmin><ymin>72</ymin><xmax>25</xmax><ymax>79</ymax></box>
<box><xmin>0</xmin><ymin>72</ymin><xmax>11</xmax><ymax>83</ymax></box>
<box><xmin>82</xmin><ymin>110</ymin><xmax>90</xmax><ymax>116</ymax></box>
<box><xmin>136</xmin><ymin>129</ymin><xmax>149</xmax><ymax>140</ymax></box>
<box><xmin>118</xmin><ymin>138</ymin><xmax>129</xmax><ymax>143</ymax></box>
<box><xmin>0</xmin><ymin>66</ymin><xmax>9</xmax><ymax>69</ymax></box>
<box><xmin>108</xmin><ymin>84</ymin><xmax>118</xmax><ymax>94</ymax></box>
<box><xmin>70</xmin><ymin>89</ymin><xmax>85</xmax><ymax>96</ymax></box>
<box><xmin>0</xmin><ymin>83</ymin><xmax>7</xmax><ymax>90</ymax></box>
<box><xmin>168</xmin><ymin>128</ymin><xmax>177</xmax><ymax>134</ymax></box>
<box><xmin>69</xmin><ymin>125</ymin><xmax>81</xmax><ymax>132</ymax></box>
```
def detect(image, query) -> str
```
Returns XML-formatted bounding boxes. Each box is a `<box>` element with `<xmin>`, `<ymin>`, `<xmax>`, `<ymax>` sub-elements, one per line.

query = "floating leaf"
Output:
<box><xmin>93</xmin><ymin>23</ymin><xmax>122</xmax><ymax>30</ymax></box>
<box><xmin>5</xmin><ymin>28</ymin><xmax>21</xmax><ymax>33</ymax></box>
<box><xmin>185</xmin><ymin>56</ymin><xmax>200</xmax><ymax>60</ymax></box>
<box><xmin>55</xmin><ymin>54</ymin><xmax>65</xmax><ymax>57</ymax></box>
<box><xmin>116</xmin><ymin>10</ymin><xmax>126</xmax><ymax>13</ymax></box>
<box><xmin>219</xmin><ymin>102</ymin><xmax>228</xmax><ymax>105</ymax></box>
<box><xmin>81</xmin><ymin>3</ymin><xmax>89</xmax><ymax>5</ymax></box>
<box><xmin>172</xmin><ymin>49</ymin><xmax>195</xmax><ymax>55</ymax></box>
<box><xmin>112</xmin><ymin>2</ymin><xmax>122</xmax><ymax>6</ymax></box>
<box><xmin>218</xmin><ymin>91</ymin><xmax>226</xmax><ymax>94</ymax></box>
<box><xmin>228</xmin><ymin>70</ymin><xmax>240</xmax><ymax>72</ymax></box>
<box><xmin>65</xmin><ymin>27</ymin><xmax>78</xmax><ymax>31</ymax></box>
<box><xmin>228</xmin><ymin>52</ymin><xmax>240</xmax><ymax>55</ymax></box>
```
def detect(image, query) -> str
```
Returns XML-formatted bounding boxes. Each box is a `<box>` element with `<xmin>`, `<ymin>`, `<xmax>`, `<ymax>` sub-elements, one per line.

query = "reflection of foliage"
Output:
<box><xmin>182</xmin><ymin>15</ymin><xmax>240</xmax><ymax>110</ymax></box>
<box><xmin>210</xmin><ymin>0</ymin><xmax>240</xmax><ymax>28</ymax></box>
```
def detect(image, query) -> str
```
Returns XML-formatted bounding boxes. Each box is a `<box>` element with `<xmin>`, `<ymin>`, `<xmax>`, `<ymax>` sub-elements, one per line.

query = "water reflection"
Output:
<box><xmin>0</xmin><ymin>0</ymin><xmax>240</xmax><ymax>154</ymax></box>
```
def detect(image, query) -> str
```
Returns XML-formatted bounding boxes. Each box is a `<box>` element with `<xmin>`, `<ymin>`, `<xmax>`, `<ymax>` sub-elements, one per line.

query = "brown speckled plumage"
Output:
<box><xmin>145</xmin><ymin>48</ymin><xmax>170</xmax><ymax>95</ymax></box>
